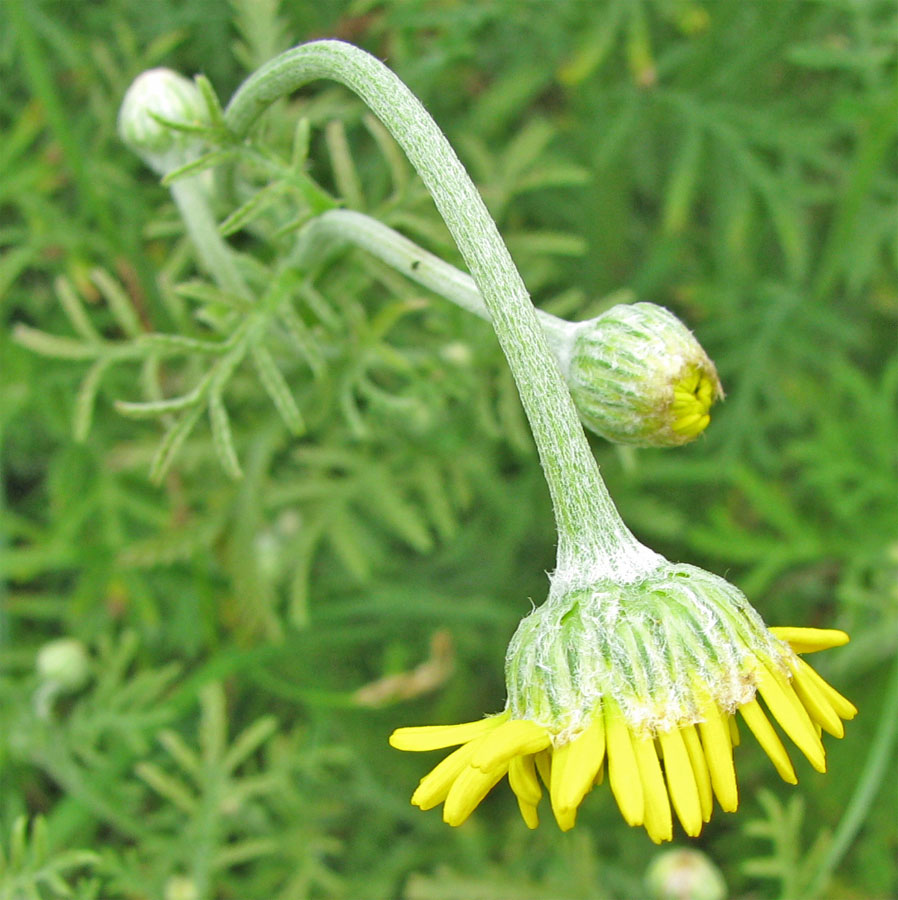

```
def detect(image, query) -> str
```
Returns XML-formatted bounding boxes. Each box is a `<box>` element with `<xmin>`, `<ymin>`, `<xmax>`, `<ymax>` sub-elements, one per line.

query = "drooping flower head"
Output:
<box><xmin>390</xmin><ymin>561</ymin><xmax>855</xmax><ymax>841</ymax></box>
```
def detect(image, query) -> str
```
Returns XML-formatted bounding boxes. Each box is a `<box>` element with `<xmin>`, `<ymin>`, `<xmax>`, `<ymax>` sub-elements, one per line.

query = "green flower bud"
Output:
<box><xmin>645</xmin><ymin>849</ymin><xmax>727</xmax><ymax>900</ymax></box>
<box><xmin>118</xmin><ymin>68</ymin><xmax>208</xmax><ymax>175</ymax></box>
<box><xmin>36</xmin><ymin>638</ymin><xmax>90</xmax><ymax>693</ymax></box>
<box><xmin>563</xmin><ymin>302</ymin><xmax>723</xmax><ymax>447</ymax></box>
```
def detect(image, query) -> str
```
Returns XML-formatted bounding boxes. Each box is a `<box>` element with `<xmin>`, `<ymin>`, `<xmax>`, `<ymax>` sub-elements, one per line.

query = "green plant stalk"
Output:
<box><xmin>169</xmin><ymin>177</ymin><xmax>253</xmax><ymax>303</ymax></box>
<box><xmin>224</xmin><ymin>40</ymin><xmax>660</xmax><ymax>582</ymax></box>
<box><xmin>293</xmin><ymin>208</ymin><xmax>575</xmax><ymax>356</ymax></box>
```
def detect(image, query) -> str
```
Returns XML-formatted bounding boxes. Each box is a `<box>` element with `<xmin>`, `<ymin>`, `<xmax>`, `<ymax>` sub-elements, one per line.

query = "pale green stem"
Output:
<box><xmin>225</xmin><ymin>40</ymin><xmax>659</xmax><ymax>580</ymax></box>
<box><xmin>169</xmin><ymin>176</ymin><xmax>252</xmax><ymax>303</ymax></box>
<box><xmin>292</xmin><ymin>208</ymin><xmax>575</xmax><ymax>369</ymax></box>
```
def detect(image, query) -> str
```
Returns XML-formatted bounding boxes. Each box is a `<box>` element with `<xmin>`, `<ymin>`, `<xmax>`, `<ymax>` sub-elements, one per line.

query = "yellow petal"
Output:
<box><xmin>794</xmin><ymin>656</ymin><xmax>857</xmax><ymax>720</ymax></box>
<box><xmin>443</xmin><ymin>762</ymin><xmax>508</xmax><ymax>826</ymax></box>
<box><xmin>672</xmin><ymin>412</ymin><xmax>704</xmax><ymax>433</ymax></box>
<box><xmin>633</xmin><ymin>735</ymin><xmax>673</xmax><ymax>844</ymax></box>
<box><xmin>681</xmin><ymin>724</ymin><xmax>713</xmax><ymax>823</ymax></box>
<box><xmin>516</xmin><ymin>797</ymin><xmax>539</xmax><ymax>829</ymax></box>
<box><xmin>534</xmin><ymin>749</ymin><xmax>552</xmax><ymax>788</ymax></box>
<box><xmin>550</xmin><ymin>715</ymin><xmax>606</xmax><ymax>826</ymax></box>
<box><xmin>390</xmin><ymin>712</ymin><xmax>509</xmax><ymax>751</ymax></box>
<box><xmin>768</xmin><ymin>627</ymin><xmax>850</xmax><ymax>654</ymax></box>
<box><xmin>508</xmin><ymin>754</ymin><xmax>542</xmax><ymax>807</ymax></box>
<box><xmin>605</xmin><ymin>705</ymin><xmax>644</xmax><ymax>826</ymax></box>
<box><xmin>658</xmin><ymin>728</ymin><xmax>703</xmax><ymax>837</ymax></box>
<box><xmin>728</xmin><ymin>715</ymin><xmax>741</xmax><ymax>747</ymax></box>
<box><xmin>411</xmin><ymin>740</ymin><xmax>480</xmax><ymax>810</ymax></box>
<box><xmin>738</xmin><ymin>698</ymin><xmax>797</xmax><ymax>784</ymax></box>
<box><xmin>757</xmin><ymin>666</ymin><xmax>826</xmax><ymax>772</ymax></box>
<box><xmin>471</xmin><ymin>719</ymin><xmax>551</xmax><ymax>772</ymax></box>
<box><xmin>788</xmin><ymin>663</ymin><xmax>844</xmax><ymax>738</ymax></box>
<box><xmin>697</xmin><ymin>702</ymin><xmax>738</xmax><ymax>812</ymax></box>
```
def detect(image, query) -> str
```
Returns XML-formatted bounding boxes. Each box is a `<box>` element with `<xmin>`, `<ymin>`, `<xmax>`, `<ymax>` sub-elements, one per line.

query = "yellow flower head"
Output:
<box><xmin>389</xmin><ymin>565</ymin><xmax>855</xmax><ymax>842</ymax></box>
<box><xmin>565</xmin><ymin>302</ymin><xmax>723</xmax><ymax>447</ymax></box>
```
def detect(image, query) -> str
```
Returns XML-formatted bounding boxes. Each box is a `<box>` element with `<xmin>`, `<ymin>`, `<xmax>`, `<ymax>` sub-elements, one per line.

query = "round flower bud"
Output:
<box><xmin>118</xmin><ymin>68</ymin><xmax>208</xmax><ymax>175</ymax></box>
<box><xmin>36</xmin><ymin>638</ymin><xmax>90</xmax><ymax>693</ymax></box>
<box><xmin>563</xmin><ymin>302</ymin><xmax>723</xmax><ymax>447</ymax></box>
<box><xmin>645</xmin><ymin>849</ymin><xmax>727</xmax><ymax>900</ymax></box>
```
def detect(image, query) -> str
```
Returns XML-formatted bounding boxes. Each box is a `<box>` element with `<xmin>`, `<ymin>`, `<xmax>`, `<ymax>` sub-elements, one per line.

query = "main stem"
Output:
<box><xmin>225</xmin><ymin>40</ymin><xmax>657</xmax><ymax>581</ymax></box>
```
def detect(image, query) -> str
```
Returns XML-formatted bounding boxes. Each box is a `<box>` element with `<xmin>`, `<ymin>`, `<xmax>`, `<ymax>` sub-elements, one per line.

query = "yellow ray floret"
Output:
<box><xmin>471</xmin><ymin>719</ymin><xmax>551</xmax><ymax>771</ymax></box>
<box><xmin>792</xmin><ymin>656</ymin><xmax>857</xmax><ymax>720</ymax></box>
<box><xmin>390</xmin><ymin>712</ymin><xmax>509</xmax><ymax>751</ymax></box>
<box><xmin>508</xmin><ymin>754</ymin><xmax>541</xmax><ymax>829</ymax></box>
<box><xmin>633</xmin><ymin>734</ymin><xmax>673</xmax><ymax>844</ymax></box>
<box><xmin>697</xmin><ymin>701</ymin><xmax>738</xmax><ymax>812</ymax></box>
<box><xmin>443</xmin><ymin>759</ymin><xmax>509</xmax><ymax>826</ymax></box>
<box><xmin>605</xmin><ymin>705</ymin><xmax>645</xmax><ymax>827</ymax></box>
<box><xmin>549</xmin><ymin>714</ymin><xmax>605</xmax><ymax>831</ymax></box>
<box><xmin>756</xmin><ymin>664</ymin><xmax>827</xmax><ymax>772</ymax></box>
<box><xmin>738</xmin><ymin>698</ymin><xmax>797</xmax><ymax>784</ymax></box>
<box><xmin>680</xmin><ymin>724</ymin><xmax>713</xmax><ymax>823</ymax></box>
<box><xmin>410</xmin><ymin>740</ymin><xmax>482</xmax><ymax>810</ymax></box>
<box><xmin>769</xmin><ymin>627</ymin><xmax>850</xmax><ymax>654</ymax></box>
<box><xmin>658</xmin><ymin>728</ymin><xmax>703</xmax><ymax>837</ymax></box>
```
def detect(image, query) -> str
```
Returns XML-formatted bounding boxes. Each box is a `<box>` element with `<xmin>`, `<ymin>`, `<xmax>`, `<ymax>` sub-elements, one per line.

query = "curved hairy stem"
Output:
<box><xmin>225</xmin><ymin>40</ymin><xmax>659</xmax><ymax>581</ymax></box>
<box><xmin>292</xmin><ymin>208</ymin><xmax>574</xmax><ymax>359</ymax></box>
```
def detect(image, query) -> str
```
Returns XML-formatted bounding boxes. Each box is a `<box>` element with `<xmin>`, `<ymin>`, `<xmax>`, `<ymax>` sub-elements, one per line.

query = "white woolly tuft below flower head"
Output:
<box><xmin>118</xmin><ymin>68</ymin><xmax>208</xmax><ymax>176</ymax></box>
<box><xmin>564</xmin><ymin>302</ymin><xmax>723</xmax><ymax>447</ymax></box>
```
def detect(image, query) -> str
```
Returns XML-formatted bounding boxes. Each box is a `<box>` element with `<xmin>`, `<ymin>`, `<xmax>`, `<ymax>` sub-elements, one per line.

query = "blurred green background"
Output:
<box><xmin>1</xmin><ymin>1</ymin><xmax>896</xmax><ymax>898</ymax></box>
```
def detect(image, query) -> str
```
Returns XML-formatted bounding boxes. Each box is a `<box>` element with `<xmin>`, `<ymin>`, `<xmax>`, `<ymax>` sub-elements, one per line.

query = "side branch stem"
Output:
<box><xmin>225</xmin><ymin>40</ymin><xmax>657</xmax><ymax>580</ymax></box>
<box><xmin>292</xmin><ymin>209</ymin><xmax>573</xmax><ymax>355</ymax></box>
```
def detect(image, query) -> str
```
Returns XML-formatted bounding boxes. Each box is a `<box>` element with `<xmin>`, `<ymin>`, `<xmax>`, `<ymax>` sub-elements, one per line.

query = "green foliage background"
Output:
<box><xmin>1</xmin><ymin>0</ymin><xmax>896</xmax><ymax>897</ymax></box>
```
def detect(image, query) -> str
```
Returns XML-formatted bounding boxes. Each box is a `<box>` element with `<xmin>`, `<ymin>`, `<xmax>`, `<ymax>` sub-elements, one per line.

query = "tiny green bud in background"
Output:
<box><xmin>563</xmin><ymin>302</ymin><xmax>723</xmax><ymax>447</ymax></box>
<box><xmin>36</xmin><ymin>638</ymin><xmax>90</xmax><ymax>694</ymax></box>
<box><xmin>164</xmin><ymin>876</ymin><xmax>200</xmax><ymax>900</ymax></box>
<box><xmin>34</xmin><ymin>637</ymin><xmax>91</xmax><ymax>719</ymax></box>
<box><xmin>645</xmin><ymin>849</ymin><xmax>727</xmax><ymax>900</ymax></box>
<box><xmin>118</xmin><ymin>68</ymin><xmax>208</xmax><ymax>176</ymax></box>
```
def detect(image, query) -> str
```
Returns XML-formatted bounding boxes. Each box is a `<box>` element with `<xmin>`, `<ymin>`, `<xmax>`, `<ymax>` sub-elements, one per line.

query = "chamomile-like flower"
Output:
<box><xmin>390</xmin><ymin>563</ymin><xmax>854</xmax><ymax>842</ymax></box>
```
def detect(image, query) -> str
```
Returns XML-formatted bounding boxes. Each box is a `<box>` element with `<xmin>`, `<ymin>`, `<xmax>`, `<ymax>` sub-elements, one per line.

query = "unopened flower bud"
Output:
<box><xmin>36</xmin><ymin>638</ymin><xmax>90</xmax><ymax>693</ymax></box>
<box><xmin>164</xmin><ymin>876</ymin><xmax>200</xmax><ymax>900</ymax></box>
<box><xmin>645</xmin><ymin>849</ymin><xmax>727</xmax><ymax>900</ymax></box>
<box><xmin>118</xmin><ymin>68</ymin><xmax>208</xmax><ymax>175</ymax></box>
<box><xmin>563</xmin><ymin>302</ymin><xmax>723</xmax><ymax>447</ymax></box>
